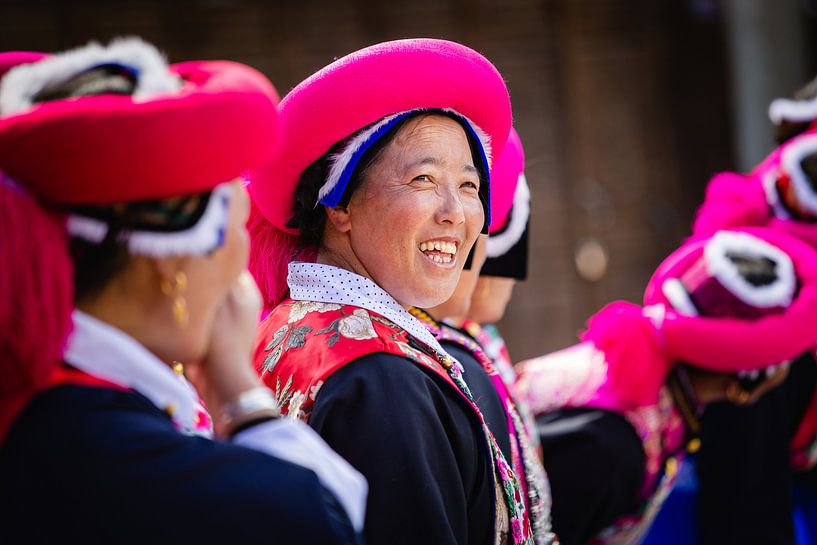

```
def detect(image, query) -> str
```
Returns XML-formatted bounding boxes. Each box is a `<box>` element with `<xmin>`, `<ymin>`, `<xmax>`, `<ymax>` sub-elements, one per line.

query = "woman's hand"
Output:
<box><xmin>186</xmin><ymin>270</ymin><xmax>265</xmax><ymax>428</ymax></box>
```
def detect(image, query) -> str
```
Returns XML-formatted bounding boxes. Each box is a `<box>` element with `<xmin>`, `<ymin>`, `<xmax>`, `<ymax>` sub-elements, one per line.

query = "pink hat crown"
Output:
<box><xmin>248</xmin><ymin>38</ymin><xmax>512</xmax><ymax>234</ymax></box>
<box><xmin>0</xmin><ymin>38</ymin><xmax>280</xmax><ymax>206</ymax></box>
<box><xmin>489</xmin><ymin>127</ymin><xmax>525</xmax><ymax>235</ymax></box>
<box><xmin>692</xmin><ymin>127</ymin><xmax>817</xmax><ymax>247</ymax></box>
<box><xmin>483</xmin><ymin>127</ymin><xmax>531</xmax><ymax>279</ymax></box>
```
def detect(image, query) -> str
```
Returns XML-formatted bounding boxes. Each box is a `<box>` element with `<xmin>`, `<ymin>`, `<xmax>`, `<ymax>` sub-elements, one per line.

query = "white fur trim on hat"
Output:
<box><xmin>0</xmin><ymin>37</ymin><xmax>180</xmax><ymax>117</ymax></box>
<box><xmin>781</xmin><ymin>134</ymin><xmax>817</xmax><ymax>217</ymax></box>
<box><xmin>662</xmin><ymin>278</ymin><xmax>700</xmax><ymax>317</ymax></box>
<box><xmin>762</xmin><ymin>169</ymin><xmax>792</xmax><ymax>220</ymax></box>
<box><xmin>704</xmin><ymin>230</ymin><xmax>796</xmax><ymax>309</ymax></box>
<box><xmin>67</xmin><ymin>183</ymin><xmax>233</xmax><ymax>258</ymax></box>
<box><xmin>317</xmin><ymin>107</ymin><xmax>493</xmax><ymax>206</ymax></box>
<box><xmin>486</xmin><ymin>173</ymin><xmax>530</xmax><ymax>258</ymax></box>
<box><xmin>769</xmin><ymin>97</ymin><xmax>817</xmax><ymax>124</ymax></box>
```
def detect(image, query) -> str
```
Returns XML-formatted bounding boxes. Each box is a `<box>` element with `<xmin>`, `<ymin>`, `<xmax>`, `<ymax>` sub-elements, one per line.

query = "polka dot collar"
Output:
<box><xmin>288</xmin><ymin>262</ymin><xmax>446</xmax><ymax>354</ymax></box>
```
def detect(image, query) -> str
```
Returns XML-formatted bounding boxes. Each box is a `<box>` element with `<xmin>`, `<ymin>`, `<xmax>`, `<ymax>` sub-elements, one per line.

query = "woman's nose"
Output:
<box><xmin>434</xmin><ymin>186</ymin><xmax>466</xmax><ymax>225</ymax></box>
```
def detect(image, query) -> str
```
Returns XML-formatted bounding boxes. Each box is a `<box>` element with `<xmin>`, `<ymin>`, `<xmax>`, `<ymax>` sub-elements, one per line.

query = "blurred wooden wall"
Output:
<box><xmin>0</xmin><ymin>0</ymin><xmax>735</xmax><ymax>359</ymax></box>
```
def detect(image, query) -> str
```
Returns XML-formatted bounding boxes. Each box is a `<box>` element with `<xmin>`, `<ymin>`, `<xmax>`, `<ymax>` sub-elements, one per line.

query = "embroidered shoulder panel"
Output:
<box><xmin>254</xmin><ymin>299</ymin><xmax>454</xmax><ymax>420</ymax></box>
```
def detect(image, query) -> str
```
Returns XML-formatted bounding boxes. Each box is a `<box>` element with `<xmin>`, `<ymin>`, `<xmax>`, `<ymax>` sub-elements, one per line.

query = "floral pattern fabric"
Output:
<box><xmin>254</xmin><ymin>298</ymin><xmax>554</xmax><ymax>545</ymax></box>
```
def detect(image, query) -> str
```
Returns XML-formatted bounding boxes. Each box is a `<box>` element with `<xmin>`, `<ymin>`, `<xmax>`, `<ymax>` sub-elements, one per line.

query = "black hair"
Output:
<box><xmin>69</xmin><ymin>193</ymin><xmax>211</xmax><ymax>302</ymax></box>
<box><xmin>723</xmin><ymin>251</ymin><xmax>777</xmax><ymax>287</ymax></box>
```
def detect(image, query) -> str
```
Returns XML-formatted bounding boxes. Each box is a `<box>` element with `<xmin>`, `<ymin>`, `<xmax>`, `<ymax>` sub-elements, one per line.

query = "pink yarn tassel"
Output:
<box><xmin>582</xmin><ymin>301</ymin><xmax>671</xmax><ymax>409</ymax></box>
<box><xmin>247</xmin><ymin>201</ymin><xmax>317</xmax><ymax>312</ymax></box>
<box><xmin>0</xmin><ymin>181</ymin><xmax>73</xmax><ymax>397</ymax></box>
<box><xmin>692</xmin><ymin>172</ymin><xmax>769</xmax><ymax>238</ymax></box>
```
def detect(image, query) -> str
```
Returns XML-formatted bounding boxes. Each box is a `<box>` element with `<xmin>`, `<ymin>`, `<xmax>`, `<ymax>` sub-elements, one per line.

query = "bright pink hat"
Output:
<box><xmin>516</xmin><ymin>228</ymin><xmax>817</xmax><ymax>414</ymax></box>
<box><xmin>0</xmin><ymin>39</ymin><xmax>279</xmax><ymax>205</ymax></box>
<box><xmin>249</xmin><ymin>38</ymin><xmax>512</xmax><ymax>234</ymax></box>
<box><xmin>692</xmin><ymin>127</ymin><xmax>817</xmax><ymax>246</ymax></box>
<box><xmin>643</xmin><ymin>227</ymin><xmax>817</xmax><ymax>372</ymax></box>
<box><xmin>483</xmin><ymin>127</ymin><xmax>530</xmax><ymax>279</ymax></box>
<box><xmin>0</xmin><ymin>52</ymin><xmax>46</xmax><ymax>80</ymax></box>
<box><xmin>489</xmin><ymin>127</ymin><xmax>525</xmax><ymax>234</ymax></box>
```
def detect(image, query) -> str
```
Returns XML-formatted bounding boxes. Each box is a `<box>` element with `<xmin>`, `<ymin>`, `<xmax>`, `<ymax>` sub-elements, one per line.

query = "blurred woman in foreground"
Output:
<box><xmin>0</xmin><ymin>40</ymin><xmax>365</xmax><ymax>544</ymax></box>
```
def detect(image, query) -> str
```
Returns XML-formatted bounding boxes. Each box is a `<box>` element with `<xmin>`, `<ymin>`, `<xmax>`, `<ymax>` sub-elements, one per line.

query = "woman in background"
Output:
<box><xmin>516</xmin><ymin>227</ymin><xmax>817</xmax><ymax>545</ymax></box>
<box><xmin>410</xmin><ymin>127</ymin><xmax>551</xmax><ymax>542</ymax></box>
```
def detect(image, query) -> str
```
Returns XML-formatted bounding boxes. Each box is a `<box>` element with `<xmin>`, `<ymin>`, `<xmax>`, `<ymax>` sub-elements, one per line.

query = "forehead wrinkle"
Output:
<box><xmin>370</xmin><ymin>115</ymin><xmax>477</xmax><ymax>181</ymax></box>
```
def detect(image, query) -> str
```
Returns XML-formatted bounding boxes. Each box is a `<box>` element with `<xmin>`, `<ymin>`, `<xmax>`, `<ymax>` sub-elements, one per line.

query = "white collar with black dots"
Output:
<box><xmin>287</xmin><ymin>262</ymin><xmax>446</xmax><ymax>354</ymax></box>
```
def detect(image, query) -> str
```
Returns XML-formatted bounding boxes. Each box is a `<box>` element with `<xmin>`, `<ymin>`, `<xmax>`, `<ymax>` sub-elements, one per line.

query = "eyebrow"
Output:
<box><xmin>407</xmin><ymin>157</ymin><xmax>479</xmax><ymax>175</ymax></box>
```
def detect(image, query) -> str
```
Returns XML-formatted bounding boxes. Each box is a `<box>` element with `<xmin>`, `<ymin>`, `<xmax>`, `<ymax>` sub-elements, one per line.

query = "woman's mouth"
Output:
<box><xmin>419</xmin><ymin>239</ymin><xmax>458</xmax><ymax>266</ymax></box>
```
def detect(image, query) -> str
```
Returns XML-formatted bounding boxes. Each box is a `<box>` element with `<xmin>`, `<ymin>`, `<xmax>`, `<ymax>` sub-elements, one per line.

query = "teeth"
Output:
<box><xmin>419</xmin><ymin>240</ymin><xmax>458</xmax><ymax>255</ymax></box>
<box><xmin>428</xmin><ymin>254</ymin><xmax>452</xmax><ymax>264</ymax></box>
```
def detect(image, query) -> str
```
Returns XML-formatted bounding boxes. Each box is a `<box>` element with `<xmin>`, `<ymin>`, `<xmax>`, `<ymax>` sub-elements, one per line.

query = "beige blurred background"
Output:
<box><xmin>2</xmin><ymin>0</ymin><xmax>816</xmax><ymax>360</ymax></box>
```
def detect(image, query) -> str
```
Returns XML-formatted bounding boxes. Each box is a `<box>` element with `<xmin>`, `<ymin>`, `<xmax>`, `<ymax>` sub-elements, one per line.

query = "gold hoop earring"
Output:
<box><xmin>160</xmin><ymin>271</ymin><xmax>189</xmax><ymax>328</ymax></box>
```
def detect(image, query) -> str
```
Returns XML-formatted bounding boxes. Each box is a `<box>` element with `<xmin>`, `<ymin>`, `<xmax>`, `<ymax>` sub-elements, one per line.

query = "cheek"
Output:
<box><xmin>355</xmin><ymin>196</ymin><xmax>424</xmax><ymax>253</ymax></box>
<box><xmin>465</xmin><ymin>198</ymin><xmax>485</xmax><ymax>235</ymax></box>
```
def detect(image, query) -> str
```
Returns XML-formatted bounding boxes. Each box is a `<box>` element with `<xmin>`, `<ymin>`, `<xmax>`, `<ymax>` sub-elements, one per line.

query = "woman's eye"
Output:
<box><xmin>412</xmin><ymin>175</ymin><xmax>432</xmax><ymax>183</ymax></box>
<box><xmin>462</xmin><ymin>180</ymin><xmax>479</xmax><ymax>190</ymax></box>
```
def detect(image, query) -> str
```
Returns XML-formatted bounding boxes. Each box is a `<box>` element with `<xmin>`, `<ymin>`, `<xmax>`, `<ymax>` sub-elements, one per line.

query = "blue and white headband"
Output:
<box><xmin>316</xmin><ymin>107</ymin><xmax>494</xmax><ymax>230</ymax></box>
<box><xmin>67</xmin><ymin>182</ymin><xmax>233</xmax><ymax>258</ymax></box>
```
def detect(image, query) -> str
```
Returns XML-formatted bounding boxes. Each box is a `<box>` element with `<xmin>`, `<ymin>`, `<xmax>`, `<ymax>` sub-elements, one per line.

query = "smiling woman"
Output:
<box><xmin>324</xmin><ymin>113</ymin><xmax>485</xmax><ymax>308</ymax></box>
<box><xmin>247</xmin><ymin>39</ymin><xmax>552</xmax><ymax>545</ymax></box>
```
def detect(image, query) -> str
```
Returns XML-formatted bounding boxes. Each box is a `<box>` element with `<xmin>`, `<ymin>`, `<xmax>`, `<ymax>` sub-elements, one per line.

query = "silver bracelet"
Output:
<box><xmin>219</xmin><ymin>387</ymin><xmax>281</xmax><ymax>433</ymax></box>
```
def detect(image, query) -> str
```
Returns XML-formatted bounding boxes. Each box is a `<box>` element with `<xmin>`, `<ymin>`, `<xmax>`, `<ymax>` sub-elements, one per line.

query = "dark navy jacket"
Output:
<box><xmin>0</xmin><ymin>384</ymin><xmax>361</xmax><ymax>545</ymax></box>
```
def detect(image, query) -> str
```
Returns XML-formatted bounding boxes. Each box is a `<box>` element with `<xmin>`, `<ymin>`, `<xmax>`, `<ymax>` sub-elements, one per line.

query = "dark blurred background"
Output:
<box><xmin>3</xmin><ymin>0</ymin><xmax>816</xmax><ymax>359</ymax></box>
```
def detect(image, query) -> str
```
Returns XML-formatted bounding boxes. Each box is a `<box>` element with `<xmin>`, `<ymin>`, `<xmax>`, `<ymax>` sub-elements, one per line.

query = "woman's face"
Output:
<box><xmin>344</xmin><ymin>115</ymin><xmax>485</xmax><ymax>308</ymax></box>
<box><xmin>177</xmin><ymin>181</ymin><xmax>250</xmax><ymax>360</ymax></box>
<box><xmin>428</xmin><ymin>234</ymin><xmax>487</xmax><ymax>320</ymax></box>
<box><xmin>467</xmin><ymin>275</ymin><xmax>517</xmax><ymax>324</ymax></box>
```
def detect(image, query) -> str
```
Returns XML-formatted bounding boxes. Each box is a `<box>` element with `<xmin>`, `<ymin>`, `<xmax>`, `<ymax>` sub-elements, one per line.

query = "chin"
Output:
<box><xmin>399</xmin><ymin>288</ymin><xmax>454</xmax><ymax>310</ymax></box>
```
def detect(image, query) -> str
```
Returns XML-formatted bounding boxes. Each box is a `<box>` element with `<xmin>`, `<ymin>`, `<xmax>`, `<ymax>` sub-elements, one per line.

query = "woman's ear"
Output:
<box><xmin>325</xmin><ymin>205</ymin><xmax>352</xmax><ymax>233</ymax></box>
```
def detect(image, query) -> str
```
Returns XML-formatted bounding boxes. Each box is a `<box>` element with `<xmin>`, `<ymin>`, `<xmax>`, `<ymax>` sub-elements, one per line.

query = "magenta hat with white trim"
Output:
<box><xmin>0</xmin><ymin>39</ymin><xmax>280</xmax><ymax>258</ymax></box>
<box><xmin>483</xmin><ymin>127</ymin><xmax>530</xmax><ymax>279</ymax></box>
<box><xmin>643</xmin><ymin>227</ymin><xmax>817</xmax><ymax>372</ymax></box>
<box><xmin>248</xmin><ymin>38</ymin><xmax>512</xmax><ymax>235</ymax></box>
<box><xmin>0</xmin><ymin>40</ymin><xmax>279</xmax><ymax>206</ymax></box>
<box><xmin>517</xmin><ymin>227</ymin><xmax>817</xmax><ymax>414</ymax></box>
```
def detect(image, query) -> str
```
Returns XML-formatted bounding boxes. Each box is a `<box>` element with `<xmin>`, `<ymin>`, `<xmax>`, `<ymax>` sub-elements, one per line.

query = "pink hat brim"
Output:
<box><xmin>248</xmin><ymin>38</ymin><xmax>512</xmax><ymax>233</ymax></box>
<box><xmin>0</xmin><ymin>60</ymin><xmax>279</xmax><ymax>204</ymax></box>
<box><xmin>645</xmin><ymin>227</ymin><xmax>817</xmax><ymax>372</ymax></box>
